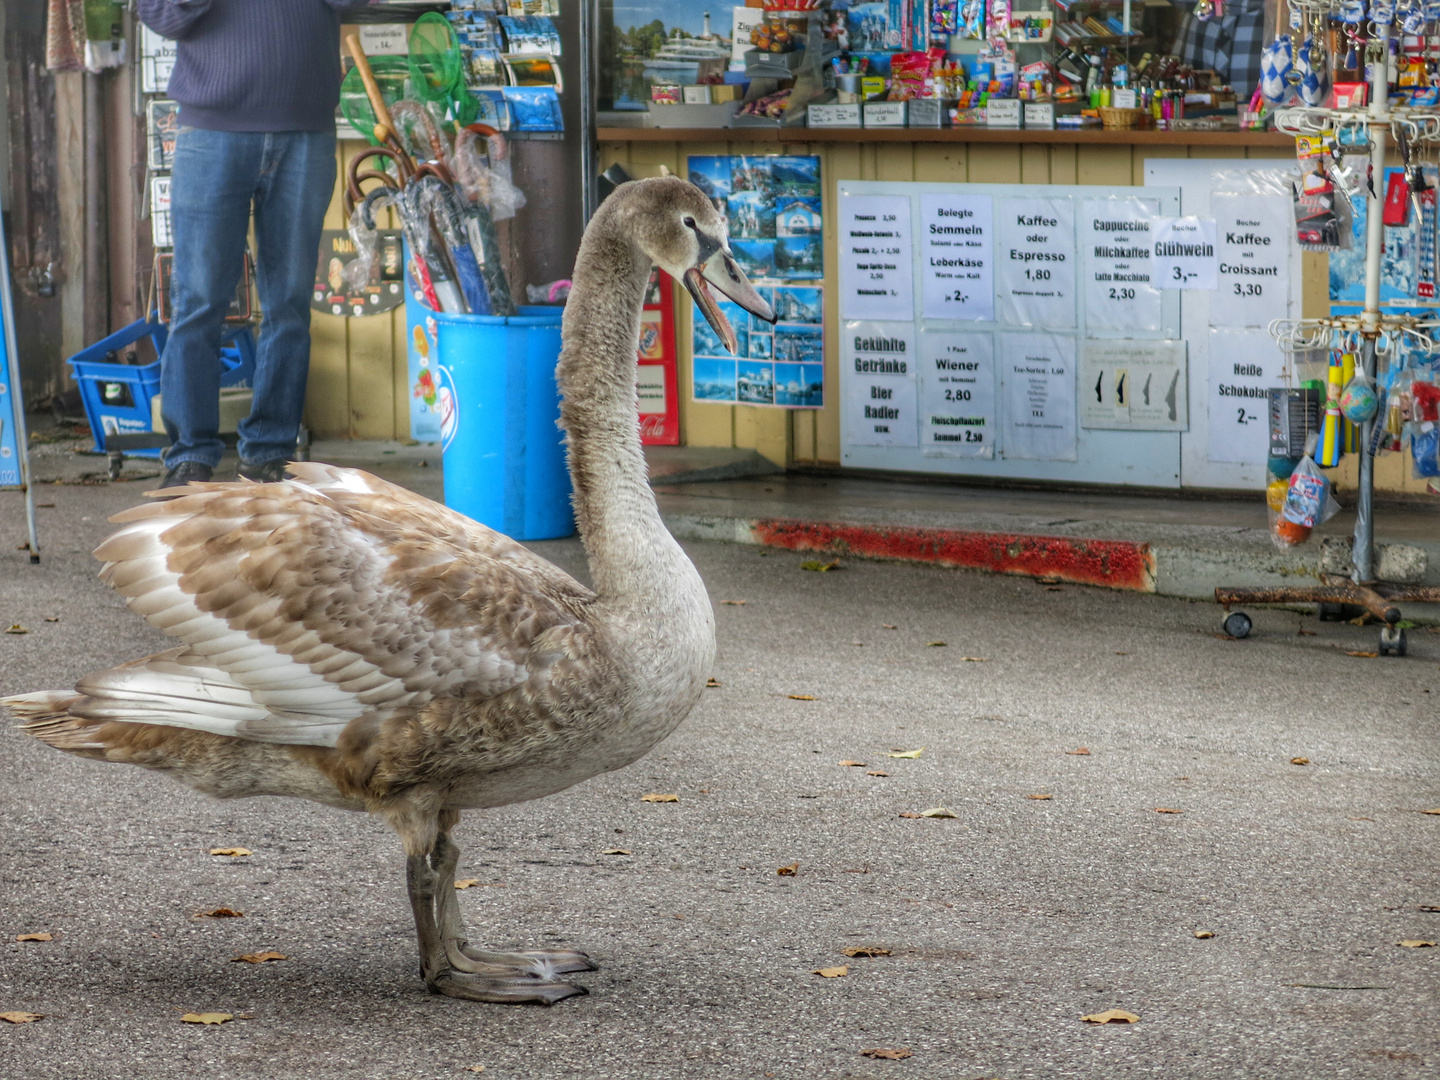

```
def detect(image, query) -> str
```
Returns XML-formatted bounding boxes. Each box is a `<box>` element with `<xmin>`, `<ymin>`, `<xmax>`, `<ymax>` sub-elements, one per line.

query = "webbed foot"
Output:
<box><xmin>428</xmin><ymin>969</ymin><xmax>588</xmax><ymax>1005</ymax></box>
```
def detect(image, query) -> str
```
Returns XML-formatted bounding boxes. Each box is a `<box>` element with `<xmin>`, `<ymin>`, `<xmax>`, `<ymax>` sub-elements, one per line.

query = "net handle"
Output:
<box><xmin>346</xmin><ymin>34</ymin><xmax>398</xmax><ymax>144</ymax></box>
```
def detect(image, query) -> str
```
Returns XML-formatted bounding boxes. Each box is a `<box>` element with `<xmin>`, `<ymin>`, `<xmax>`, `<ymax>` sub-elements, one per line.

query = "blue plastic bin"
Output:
<box><xmin>432</xmin><ymin>304</ymin><xmax>573</xmax><ymax>540</ymax></box>
<box><xmin>67</xmin><ymin>318</ymin><xmax>256</xmax><ymax>456</ymax></box>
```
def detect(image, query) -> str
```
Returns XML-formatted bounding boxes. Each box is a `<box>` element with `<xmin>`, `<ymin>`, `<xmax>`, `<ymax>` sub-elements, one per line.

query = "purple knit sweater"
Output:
<box><xmin>137</xmin><ymin>0</ymin><xmax>373</xmax><ymax>133</ymax></box>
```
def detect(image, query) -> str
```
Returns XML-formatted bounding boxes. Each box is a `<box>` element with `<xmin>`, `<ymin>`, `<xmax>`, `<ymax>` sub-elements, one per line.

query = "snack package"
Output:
<box><xmin>1413</xmin><ymin>379</ymin><xmax>1440</xmax><ymax>477</ymax></box>
<box><xmin>1271</xmin><ymin>455</ymin><xmax>1341</xmax><ymax>548</ymax></box>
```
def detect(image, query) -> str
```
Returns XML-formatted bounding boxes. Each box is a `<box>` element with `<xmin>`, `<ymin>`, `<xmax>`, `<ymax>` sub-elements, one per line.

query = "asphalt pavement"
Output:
<box><xmin>1</xmin><ymin>460</ymin><xmax>1438</xmax><ymax>1080</ymax></box>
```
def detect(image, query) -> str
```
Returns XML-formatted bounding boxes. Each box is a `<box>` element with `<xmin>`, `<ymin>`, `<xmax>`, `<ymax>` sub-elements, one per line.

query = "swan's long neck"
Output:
<box><xmin>557</xmin><ymin>223</ymin><xmax>694</xmax><ymax>605</ymax></box>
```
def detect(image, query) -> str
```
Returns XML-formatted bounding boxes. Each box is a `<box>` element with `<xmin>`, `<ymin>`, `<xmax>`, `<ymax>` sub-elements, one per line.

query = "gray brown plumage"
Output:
<box><xmin>4</xmin><ymin>176</ymin><xmax>776</xmax><ymax>1004</ymax></box>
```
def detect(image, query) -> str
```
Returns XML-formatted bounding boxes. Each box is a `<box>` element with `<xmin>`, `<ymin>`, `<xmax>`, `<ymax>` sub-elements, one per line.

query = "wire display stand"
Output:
<box><xmin>1216</xmin><ymin>19</ymin><xmax>1440</xmax><ymax>655</ymax></box>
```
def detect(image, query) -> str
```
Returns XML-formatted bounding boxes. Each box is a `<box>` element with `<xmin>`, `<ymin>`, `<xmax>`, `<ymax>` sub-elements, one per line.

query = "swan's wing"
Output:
<box><xmin>86</xmin><ymin>469</ymin><xmax>594</xmax><ymax>748</ymax></box>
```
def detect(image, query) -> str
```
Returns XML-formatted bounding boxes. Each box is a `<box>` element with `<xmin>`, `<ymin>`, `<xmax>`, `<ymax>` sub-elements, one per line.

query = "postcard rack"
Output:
<box><xmin>1216</xmin><ymin>17</ymin><xmax>1440</xmax><ymax>655</ymax></box>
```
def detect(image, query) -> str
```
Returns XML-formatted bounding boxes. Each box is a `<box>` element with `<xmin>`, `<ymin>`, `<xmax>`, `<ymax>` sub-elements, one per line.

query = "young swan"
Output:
<box><xmin>4</xmin><ymin>176</ymin><xmax>775</xmax><ymax>1005</ymax></box>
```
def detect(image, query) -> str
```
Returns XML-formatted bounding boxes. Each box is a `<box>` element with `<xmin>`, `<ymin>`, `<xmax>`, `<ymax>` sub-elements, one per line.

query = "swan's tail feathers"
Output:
<box><xmin>4</xmin><ymin>691</ymin><xmax>110</xmax><ymax>759</ymax></box>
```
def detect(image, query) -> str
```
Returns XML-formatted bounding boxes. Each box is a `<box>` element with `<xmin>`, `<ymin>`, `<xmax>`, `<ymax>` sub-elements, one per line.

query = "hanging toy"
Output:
<box><xmin>1369</xmin><ymin>0</ymin><xmax>1395</xmax><ymax>22</ymax></box>
<box><xmin>1298</xmin><ymin>38</ymin><xmax>1332</xmax><ymax>106</ymax></box>
<box><xmin>1260</xmin><ymin>35</ymin><xmax>1295</xmax><ymax>103</ymax></box>
<box><xmin>1341</xmin><ymin>373</ymin><xmax>1380</xmax><ymax>424</ymax></box>
<box><xmin>1316</xmin><ymin>356</ymin><xmax>1346</xmax><ymax>468</ymax></box>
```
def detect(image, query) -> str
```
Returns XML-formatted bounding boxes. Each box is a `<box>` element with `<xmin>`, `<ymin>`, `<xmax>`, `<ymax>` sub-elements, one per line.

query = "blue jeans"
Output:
<box><xmin>161</xmin><ymin>128</ymin><xmax>336</xmax><ymax>468</ymax></box>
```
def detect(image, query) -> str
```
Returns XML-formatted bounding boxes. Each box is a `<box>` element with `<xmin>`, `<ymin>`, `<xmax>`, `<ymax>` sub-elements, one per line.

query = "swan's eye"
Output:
<box><xmin>683</xmin><ymin>216</ymin><xmax>697</xmax><ymax>230</ymax></box>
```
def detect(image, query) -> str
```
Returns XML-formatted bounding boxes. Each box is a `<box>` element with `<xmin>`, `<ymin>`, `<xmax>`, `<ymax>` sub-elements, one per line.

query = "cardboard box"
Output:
<box><xmin>650</xmin><ymin>84</ymin><xmax>681</xmax><ymax>105</ymax></box>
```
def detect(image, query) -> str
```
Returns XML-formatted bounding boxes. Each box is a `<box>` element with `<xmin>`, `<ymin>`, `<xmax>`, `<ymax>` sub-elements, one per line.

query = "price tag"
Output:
<box><xmin>842</xmin><ymin>321</ymin><xmax>918</xmax><ymax>447</ymax></box>
<box><xmin>1001</xmin><ymin>332</ymin><xmax>1077</xmax><ymax>461</ymax></box>
<box><xmin>1023</xmin><ymin>102</ymin><xmax>1055</xmax><ymax>129</ymax></box>
<box><xmin>1152</xmin><ymin>216</ymin><xmax>1218</xmax><ymax>290</ymax></box>
<box><xmin>808</xmin><ymin>103</ymin><xmax>861</xmax><ymax>127</ymax></box>
<box><xmin>919</xmin><ymin>193</ymin><xmax>994</xmax><ymax>321</ymax></box>
<box><xmin>839</xmin><ymin>194</ymin><xmax>913</xmax><ymax>321</ymax></box>
<box><xmin>985</xmin><ymin>99</ymin><xmax>1022</xmax><ymax>127</ymax></box>
<box><xmin>1209</xmin><ymin>195</ymin><xmax>1291</xmax><ymax>328</ymax></box>
<box><xmin>995</xmin><ymin>197</ymin><xmax>1076</xmax><ymax>327</ymax></box>
<box><xmin>863</xmin><ymin>102</ymin><xmax>907</xmax><ymax>127</ymax></box>
<box><xmin>919</xmin><ymin>331</ymin><xmax>996</xmax><ymax>457</ymax></box>
<box><xmin>1081</xmin><ymin>197</ymin><xmax>1164</xmax><ymax>332</ymax></box>
<box><xmin>1111</xmin><ymin>88</ymin><xmax>1138</xmax><ymax>109</ymax></box>
<box><xmin>1207</xmin><ymin>328</ymin><xmax>1283</xmax><ymax>464</ymax></box>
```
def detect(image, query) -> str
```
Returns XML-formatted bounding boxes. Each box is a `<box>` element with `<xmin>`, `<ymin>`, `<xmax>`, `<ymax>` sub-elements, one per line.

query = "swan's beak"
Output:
<box><xmin>683</xmin><ymin>250</ymin><xmax>775</xmax><ymax>356</ymax></box>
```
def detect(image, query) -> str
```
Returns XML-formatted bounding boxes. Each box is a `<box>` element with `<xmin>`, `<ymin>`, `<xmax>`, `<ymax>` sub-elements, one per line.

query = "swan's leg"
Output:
<box><xmin>404</xmin><ymin>827</ymin><xmax>586</xmax><ymax>1005</ymax></box>
<box><xmin>430</xmin><ymin>822</ymin><xmax>596</xmax><ymax>976</ymax></box>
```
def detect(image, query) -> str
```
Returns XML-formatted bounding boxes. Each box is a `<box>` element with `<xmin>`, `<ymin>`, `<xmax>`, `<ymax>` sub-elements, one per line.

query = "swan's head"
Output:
<box><xmin>624</xmin><ymin>176</ymin><xmax>776</xmax><ymax>356</ymax></box>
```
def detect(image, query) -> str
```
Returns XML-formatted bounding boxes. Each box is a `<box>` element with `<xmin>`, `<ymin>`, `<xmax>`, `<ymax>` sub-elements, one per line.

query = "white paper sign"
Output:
<box><xmin>1080</xmin><ymin>339</ymin><xmax>1188</xmax><ymax>430</ymax></box>
<box><xmin>732</xmin><ymin>8</ymin><xmax>765</xmax><ymax>65</ymax></box>
<box><xmin>140</xmin><ymin>25</ymin><xmax>176</xmax><ymax>94</ymax></box>
<box><xmin>920</xmin><ymin>193</ymin><xmax>994</xmax><ymax>322</ymax></box>
<box><xmin>1152</xmin><ymin>216</ymin><xmax>1218</xmax><ymax>290</ymax></box>
<box><xmin>842</xmin><ymin>321</ymin><xmax>918</xmax><ymax>447</ymax></box>
<box><xmin>1082</xmin><ymin>197</ymin><xmax>1164</xmax><ymax>333</ymax></box>
<box><xmin>150</xmin><ymin>175</ymin><xmax>172</xmax><ymax>248</ymax></box>
<box><xmin>919</xmin><ymin>331</ymin><xmax>996</xmax><ymax>456</ymax></box>
<box><xmin>1208</xmin><ymin>329</ymin><xmax>1284</xmax><ymax>463</ymax></box>
<box><xmin>1210</xmin><ymin>195</ymin><xmax>1291</xmax><ymax>328</ymax></box>
<box><xmin>360</xmin><ymin>25</ymin><xmax>410</xmax><ymax>55</ymax></box>
<box><xmin>995</xmin><ymin>198</ymin><xmax>1076</xmax><ymax>327</ymax></box>
<box><xmin>1001</xmin><ymin>333</ymin><xmax>1077</xmax><ymax>460</ymax></box>
<box><xmin>839</xmin><ymin>195</ymin><xmax>914</xmax><ymax>322</ymax></box>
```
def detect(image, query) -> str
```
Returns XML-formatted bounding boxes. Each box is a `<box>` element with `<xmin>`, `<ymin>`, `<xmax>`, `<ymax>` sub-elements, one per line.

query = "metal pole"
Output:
<box><xmin>1354</xmin><ymin>24</ymin><xmax>1390</xmax><ymax>584</ymax></box>
<box><xmin>578</xmin><ymin>0</ymin><xmax>598</xmax><ymax>223</ymax></box>
<box><xmin>0</xmin><ymin>208</ymin><xmax>41</xmax><ymax>563</ymax></box>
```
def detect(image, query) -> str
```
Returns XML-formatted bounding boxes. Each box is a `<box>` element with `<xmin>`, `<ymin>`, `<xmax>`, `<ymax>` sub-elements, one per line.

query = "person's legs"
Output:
<box><xmin>161</xmin><ymin>128</ymin><xmax>262</xmax><ymax>471</ymax></box>
<box><xmin>240</xmin><ymin>130</ymin><xmax>336</xmax><ymax>470</ymax></box>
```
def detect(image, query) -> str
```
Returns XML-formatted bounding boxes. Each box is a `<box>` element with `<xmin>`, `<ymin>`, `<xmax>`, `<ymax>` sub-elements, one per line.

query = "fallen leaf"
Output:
<box><xmin>777</xmin><ymin>863</ymin><xmax>800</xmax><ymax>876</ymax></box>
<box><xmin>898</xmin><ymin>812</ymin><xmax>922</xmax><ymax>819</ymax></box>
<box><xmin>1291</xmin><ymin>757</ymin><xmax>1310</xmax><ymax>766</ymax></box>
<box><xmin>925</xmin><ymin>641</ymin><xmax>947</xmax><ymax>647</ymax></box>
<box><xmin>886</xmin><ymin>748</ymin><xmax>924</xmax><ymax>759</ymax></box>
<box><xmin>1345</xmin><ymin>650</ymin><xmax>1379</xmax><ymax>658</ymax></box>
<box><xmin>812</xmin><ymin>965</ymin><xmax>848</xmax><ymax>978</ymax></box>
<box><xmin>866</xmin><ymin>770</ymin><xmax>889</xmax><ymax>777</ymax></box>
<box><xmin>43</xmin><ymin>617</ymin><xmax>59</xmax><ymax>623</ymax></box>
<box><xmin>959</xmin><ymin>656</ymin><xmax>989</xmax><ymax>662</ymax></box>
<box><xmin>1398</xmin><ymin>940</ymin><xmax>1437</xmax><ymax>948</ymax></box>
<box><xmin>881</xmin><ymin>624</ymin><xmax>897</xmax><ymax>629</ymax></box>
<box><xmin>1154</xmin><ymin>808</ymin><xmax>1183</xmax><ymax>814</ymax></box>
<box><xmin>180</xmin><ymin>1013</ymin><xmax>233</xmax><ymax>1025</ymax></box>
<box><xmin>1420</xmin><ymin>809</ymin><xmax>1440</xmax><ymax>815</ymax></box>
<box><xmin>15</xmin><ymin>933</ymin><xmax>53</xmax><ymax>942</ymax></box>
<box><xmin>1348</xmin><ymin>614</ymin><xmax>1369</xmax><ymax>626</ymax></box>
<box><xmin>1193</xmin><ymin>930</ymin><xmax>1215</xmax><ymax>939</ymax></box>
<box><xmin>601</xmin><ymin>848</ymin><xmax>632</xmax><ymax>856</ymax></box>
<box><xmin>1348</xmin><ymin>817</ymin><xmax>1374</xmax><ymax>821</ymax></box>
<box><xmin>788</xmin><ymin>694</ymin><xmax>816</xmax><ymax>700</ymax></box>
<box><xmin>1081</xmin><ymin>1009</ymin><xmax>1140</xmax><ymax>1024</ymax></box>
<box><xmin>4</xmin><ymin>624</ymin><xmax>29</xmax><ymax>634</ymax></box>
<box><xmin>720</xmin><ymin>599</ymin><xmax>746</xmax><ymax>605</ymax></box>
<box><xmin>859</xmin><ymin>1048</ymin><xmax>912</xmax><ymax>1060</ymax></box>
<box><xmin>706</xmin><ymin>677</ymin><xmax>721</xmax><ymax>688</ymax></box>
<box><xmin>1115</xmin><ymin>651</ymin><xmax>1131</xmax><ymax>655</ymax></box>
<box><xmin>800</xmin><ymin>559</ymin><xmax>840</xmax><ymax>572</ymax></box>
<box><xmin>454</xmin><ymin>879</ymin><xmax>481</xmax><ymax>890</ymax></box>
<box><xmin>465</xmin><ymin>1067</ymin><xmax>487</xmax><ymax>1074</ymax></box>
<box><xmin>838</xmin><ymin>760</ymin><xmax>867</xmax><ymax>767</ymax></box>
<box><xmin>0</xmin><ymin>1012</ymin><xmax>42</xmax><ymax>1024</ymax></box>
<box><xmin>1067</xmin><ymin>748</ymin><xmax>1092</xmax><ymax>756</ymax></box>
<box><xmin>232</xmin><ymin>951</ymin><xmax>286</xmax><ymax>964</ymax></box>
<box><xmin>1419</xmin><ymin>905</ymin><xmax>1440</xmax><ymax>913</ymax></box>
<box><xmin>193</xmin><ymin>908</ymin><xmax>243</xmax><ymax>919</ymax></box>
<box><xmin>919</xmin><ymin>807</ymin><xmax>957</xmax><ymax>818</ymax></box>
<box><xmin>1027</xmin><ymin>793</ymin><xmax>1052</xmax><ymax>801</ymax></box>
<box><xmin>209</xmin><ymin>848</ymin><xmax>251</xmax><ymax>858</ymax></box>
<box><xmin>640</xmin><ymin>793</ymin><xmax>679</xmax><ymax>803</ymax></box>
<box><xmin>842</xmin><ymin>946</ymin><xmax>891</xmax><ymax>958</ymax></box>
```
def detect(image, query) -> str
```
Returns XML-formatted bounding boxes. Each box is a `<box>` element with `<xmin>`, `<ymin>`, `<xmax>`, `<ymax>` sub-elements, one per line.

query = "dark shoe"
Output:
<box><xmin>158</xmin><ymin>461</ymin><xmax>213</xmax><ymax>489</ymax></box>
<box><xmin>236</xmin><ymin>458</ymin><xmax>289</xmax><ymax>483</ymax></box>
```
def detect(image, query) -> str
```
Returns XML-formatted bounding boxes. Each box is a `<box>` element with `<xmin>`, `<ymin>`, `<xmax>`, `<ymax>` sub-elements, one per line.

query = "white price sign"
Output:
<box><xmin>1000</xmin><ymin>332</ymin><xmax>1077</xmax><ymax>461</ymax></box>
<box><xmin>1152</xmin><ymin>216</ymin><xmax>1218</xmax><ymax>290</ymax></box>
<box><xmin>1081</xmin><ymin>197</ymin><xmax>1164</xmax><ymax>333</ymax></box>
<box><xmin>1210</xmin><ymin>195</ymin><xmax>1291</xmax><ymax>328</ymax></box>
<box><xmin>1207</xmin><ymin>329</ymin><xmax>1284</xmax><ymax>464</ymax></box>
<box><xmin>919</xmin><ymin>193</ymin><xmax>994</xmax><ymax>322</ymax></box>
<box><xmin>995</xmin><ymin>198</ymin><xmax>1076</xmax><ymax>327</ymax></box>
<box><xmin>842</xmin><ymin>321</ymin><xmax>917</xmax><ymax>447</ymax></box>
<box><xmin>919</xmin><ymin>331</ymin><xmax>995</xmax><ymax>457</ymax></box>
<box><xmin>1080</xmin><ymin>339</ymin><xmax>1188</xmax><ymax>430</ymax></box>
<box><xmin>839</xmin><ymin>195</ymin><xmax>914</xmax><ymax>322</ymax></box>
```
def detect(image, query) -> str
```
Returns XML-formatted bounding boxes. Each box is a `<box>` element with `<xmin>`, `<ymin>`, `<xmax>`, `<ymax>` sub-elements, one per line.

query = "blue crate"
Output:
<box><xmin>67</xmin><ymin>318</ymin><xmax>256</xmax><ymax>456</ymax></box>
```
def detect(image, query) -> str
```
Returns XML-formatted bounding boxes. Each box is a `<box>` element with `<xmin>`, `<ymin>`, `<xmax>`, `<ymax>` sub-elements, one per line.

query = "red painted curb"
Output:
<box><xmin>749</xmin><ymin>519</ymin><xmax>1156</xmax><ymax>592</ymax></box>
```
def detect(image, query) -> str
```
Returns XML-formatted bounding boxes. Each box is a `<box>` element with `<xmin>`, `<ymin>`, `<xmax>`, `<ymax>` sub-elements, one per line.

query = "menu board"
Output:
<box><xmin>919</xmin><ymin>330</ymin><xmax>995</xmax><ymax>457</ymax></box>
<box><xmin>1210</xmin><ymin>194</ymin><xmax>1291</xmax><ymax>329</ymax></box>
<box><xmin>839</xmin><ymin>194</ymin><xmax>913</xmax><ymax>321</ymax></box>
<box><xmin>1207</xmin><ymin>328</ymin><xmax>1283</xmax><ymax>464</ymax></box>
<box><xmin>1000</xmin><ymin>332</ymin><xmax>1077</xmax><ymax>460</ymax></box>
<box><xmin>1152</xmin><ymin>216</ymin><xmax>1219</xmax><ymax>290</ymax></box>
<box><xmin>919</xmin><ymin>193</ymin><xmax>994</xmax><ymax>322</ymax></box>
<box><xmin>995</xmin><ymin>197</ymin><xmax>1076</xmax><ymax>327</ymax></box>
<box><xmin>1081</xmin><ymin>197</ymin><xmax>1165</xmax><ymax>333</ymax></box>
<box><xmin>1079</xmin><ymin>339</ymin><xmax>1188</xmax><ymax>431</ymax></box>
<box><xmin>842</xmin><ymin>321</ymin><xmax>917</xmax><ymax>447</ymax></box>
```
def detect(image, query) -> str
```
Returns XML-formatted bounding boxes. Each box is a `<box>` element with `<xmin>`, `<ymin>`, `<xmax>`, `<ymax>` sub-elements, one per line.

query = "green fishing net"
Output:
<box><xmin>339</xmin><ymin>56</ymin><xmax>412</xmax><ymax>144</ymax></box>
<box><xmin>407</xmin><ymin>12</ymin><xmax>477</xmax><ymax>126</ymax></box>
